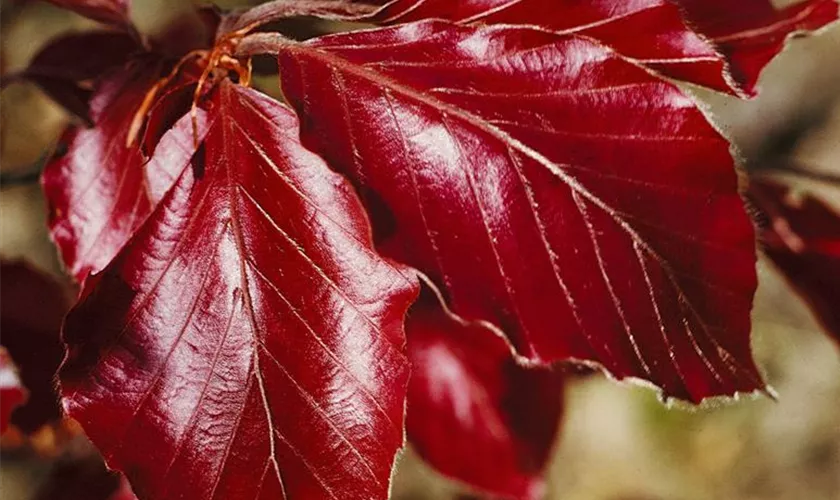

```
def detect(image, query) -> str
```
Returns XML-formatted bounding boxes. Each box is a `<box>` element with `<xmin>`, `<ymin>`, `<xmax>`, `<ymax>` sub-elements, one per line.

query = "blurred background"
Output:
<box><xmin>1</xmin><ymin>1</ymin><xmax>839</xmax><ymax>499</ymax></box>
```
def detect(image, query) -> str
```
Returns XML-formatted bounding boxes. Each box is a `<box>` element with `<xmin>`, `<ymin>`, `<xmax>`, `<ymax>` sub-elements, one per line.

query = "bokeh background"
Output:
<box><xmin>1</xmin><ymin>1</ymin><xmax>839</xmax><ymax>499</ymax></box>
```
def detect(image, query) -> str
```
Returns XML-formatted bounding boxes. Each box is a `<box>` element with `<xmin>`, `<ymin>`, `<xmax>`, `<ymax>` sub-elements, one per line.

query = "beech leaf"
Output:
<box><xmin>274</xmin><ymin>21</ymin><xmax>764</xmax><ymax>402</ymax></box>
<box><xmin>60</xmin><ymin>81</ymin><xmax>419</xmax><ymax>499</ymax></box>
<box><xmin>365</xmin><ymin>0</ymin><xmax>839</xmax><ymax>95</ymax></box>
<box><xmin>0</xmin><ymin>260</ymin><xmax>72</xmax><ymax>433</ymax></box>
<box><xmin>751</xmin><ymin>179</ymin><xmax>840</xmax><ymax>346</ymax></box>
<box><xmin>406</xmin><ymin>289</ymin><xmax>563</xmax><ymax>499</ymax></box>
<box><xmin>0</xmin><ymin>348</ymin><xmax>27</xmax><ymax>434</ymax></box>
<box><xmin>0</xmin><ymin>31</ymin><xmax>139</xmax><ymax>122</ymax></box>
<box><xmin>34</xmin><ymin>450</ymin><xmax>138</xmax><ymax>500</ymax></box>
<box><xmin>675</xmin><ymin>0</ymin><xmax>839</xmax><ymax>94</ymax></box>
<box><xmin>42</xmin><ymin>61</ymin><xmax>201</xmax><ymax>283</ymax></box>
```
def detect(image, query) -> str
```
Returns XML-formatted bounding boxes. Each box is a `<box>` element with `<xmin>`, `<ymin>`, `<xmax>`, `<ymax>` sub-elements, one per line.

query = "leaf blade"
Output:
<box><xmin>59</xmin><ymin>81</ymin><xmax>419</xmax><ymax>499</ymax></box>
<box><xmin>277</xmin><ymin>21</ymin><xmax>764</xmax><ymax>402</ymax></box>
<box><xmin>406</xmin><ymin>288</ymin><xmax>563</xmax><ymax>499</ymax></box>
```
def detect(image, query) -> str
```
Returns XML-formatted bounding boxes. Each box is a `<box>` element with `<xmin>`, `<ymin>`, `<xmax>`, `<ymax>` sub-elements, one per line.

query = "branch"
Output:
<box><xmin>754</xmin><ymin>162</ymin><xmax>840</xmax><ymax>188</ymax></box>
<box><xmin>236</xmin><ymin>32</ymin><xmax>294</xmax><ymax>58</ymax></box>
<box><xmin>219</xmin><ymin>0</ymin><xmax>379</xmax><ymax>37</ymax></box>
<box><xmin>0</xmin><ymin>156</ymin><xmax>48</xmax><ymax>188</ymax></box>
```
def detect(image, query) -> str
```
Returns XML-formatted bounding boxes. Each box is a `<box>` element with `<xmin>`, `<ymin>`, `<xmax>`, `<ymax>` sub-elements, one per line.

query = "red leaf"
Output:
<box><xmin>0</xmin><ymin>260</ymin><xmax>73</xmax><ymax>433</ymax></box>
<box><xmin>1</xmin><ymin>31</ymin><xmax>140</xmax><ymax>122</ymax></box>
<box><xmin>275</xmin><ymin>21</ymin><xmax>764</xmax><ymax>402</ymax></box>
<box><xmin>23</xmin><ymin>31</ymin><xmax>140</xmax><ymax>82</ymax></box>
<box><xmin>0</xmin><ymin>348</ymin><xmax>27</xmax><ymax>434</ymax></box>
<box><xmin>45</xmin><ymin>0</ymin><xmax>133</xmax><ymax>30</ymax></box>
<box><xmin>42</xmin><ymin>60</ymin><xmax>200</xmax><ymax>283</ymax></box>
<box><xmin>675</xmin><ymin>0</ymin><xmax>839</xmax><ymax>94</ymax></box>
<box><xmin>366</xmin><ymin>0</ymin><xmax>838</xmax><ymax>95</ymax></box>
<box><xmin>751</xmin><ymin>179</ymin><xmax>840</xmax><ymax>346</ymax></box>
<box><xmin>406</xmin><ymin>289</ymin><xmax>563</xmax><ymax>499</ymax></box>
<box><xmin>367</xmin><ymin>0</ymin><xmax>740</xmax><ymax>94</ymax></box>
<box><xmin>59</xmin><ymin>81</ymin><xmax>419</xmax><ymax>499</ymax></box>
<box><xmin>33</xmin><ymin>448</ymin><xmax>138</xmax><ymax>500</ymax></box>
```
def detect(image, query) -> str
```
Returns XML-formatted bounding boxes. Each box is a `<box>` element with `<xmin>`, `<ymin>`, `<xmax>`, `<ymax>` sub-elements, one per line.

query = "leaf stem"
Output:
<box><xmin>235</xmin><ymin>33</ymin><xmax>295</xmax><ymax>57</ymax></box>
<box><xmin>755</xmin><ymin>163</ymin><xmax>840</xmax><ymax>187</ymax></box>
<box><xmin>0</xmin><ymin>156</ymin><xmax>48</xmax><ymax>188</ymax></box>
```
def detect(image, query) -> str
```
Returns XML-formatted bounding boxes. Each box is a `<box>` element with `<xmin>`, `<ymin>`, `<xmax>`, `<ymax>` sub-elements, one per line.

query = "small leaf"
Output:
<box><xmin>0</xmin><ymin>260</ymin><xmax>73</xmax><ymax>434</ymax></box>
<box><xmin>406</xmin><ymin>288</ymin><xmax>563</xmax><ymax>499</ymax></box>
<box><xmin>42</xmin><ymin>60</ymin><xmax>200</xmax><ymax>283</ymax></box>
<box><xmin>751</xmin><ymin>179</ymin><xmax>840</xmax><ymax>346</ymax></box>
<box><xmin>276</xmin><ymin>21</ymin><xmax>764</xmax><ymax>402</ymax></box>
<box><xmin>60</xmin><ymin>81</ymin><xmax>419</xmax><ymax>499</ymax></box>
<box><xmin>1</xmin><ymin>31</ymin><xmax>139</xmax><ymax>122</ymax></box>
<box><xmin>45</xmin><ymin>0</ymin><xmax>134</xmax><ymax>30</ymax></box>
<box><xmin>33</xmin><ymin>447</ymin><xmax>138</xmax><ymax>500</ymax></box>
<box><xmin>0</xmin><ymin>348</ymin><xmax>28</xmax><ymax>434</ymax></box>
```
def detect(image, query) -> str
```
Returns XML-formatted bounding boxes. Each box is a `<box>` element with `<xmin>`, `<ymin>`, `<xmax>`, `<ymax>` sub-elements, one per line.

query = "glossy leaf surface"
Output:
<box><xmin>42</xmin><ymin>61</ymin><xmax>199</xmax><ymax>283</ymax></box>
<box><xmin>367</xmin><ymin>0</ymin><xmax>839</xmax><ymax>95</ymax></box>
<box><xmin>277</xmin><ymin>21</ymin><xmax>763</xmax><ymax>401</ymax></box>
<box><xmin>60</xmin><ymin>81</ymin><xmax>419</xmax><ymax>500</ymax></box>
<box><xmin>0</xmin><ymin>261</ymin><xmax>71</xmax><ymax>433</ymax></box>
<box><xmin>0</xmin><ymin>348</ymin><xmax>27</xmax><ymax>434</ymax></box>
<box><xmin>46</xmin><ymin>0</ymin><xmax>133</xmax><ymax>29</ymax></box>
<box><xmin>406</xmin><ymin>290</ymin><xmax>563</xmax><ymax>499</ymax></box>
<box><xmin>751</xmin><ymin>179</ymin><xmax>840</xmax><ymax>346</ymax></box>
<box><xmin>368</xmin><ymin>0</ymin><xmax>738</xmax><ymax>94</ymax></box>
<box><xmin>676</xmin><ymin>0</ymin><xmax>838</xmax><ymax>94</ymax></box>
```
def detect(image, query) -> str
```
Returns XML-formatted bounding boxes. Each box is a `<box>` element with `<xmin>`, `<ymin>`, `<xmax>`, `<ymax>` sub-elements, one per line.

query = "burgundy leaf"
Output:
<box><xmin>41</xmin><ymin>60</ymin><xmax>201</xmax><ymax>283</ymax></box>
<box><xmin>1</xmin><ymin>31</ymin><xmax>139</xmax><ymax>122</ymax></box>
<box><xmin>367</xmin><ymin>0</ymin><xmax>740</xmax><ymax>94</ymax></box>
<box><xmin>676</xmin><ymin>0</ymin><xmax>839</xmax><ymax>94</ymax></box>
<box><xmin>34</xmin><ymin>448</ymin><xmax>138</xmax><ymax>500</ymax></box>
<box><xmin>751</xmin><ymin>179</ymin><xmax>840</xmax><ymax>346</ymax></box>
<box><xmin>275</xmin><ymin>21</ymin><xmax>764</xmax><ymax>402</ymax></box>
<box><xmin>406</xmin><ymin>289</ymin><xmax>563</xmax><ymax>499</ymax></box>
<box><xmin>23</xmin><ymin>31</ymin><xmax>140</xmax><ymax>82</ymax></box>
<box><xmin>366</xmin><ymin>0</ymin><xmax>838</xmax><ymax>95</ymax></box>
<box><xmin>0</xmin><ymin>260</ymin><xmax>72</xmax><ymax>433</ymax></box>
<box><xmin>0</xmin><ymin>348</ymin><xmax>27</xmax><ymax>434</ymax></box>
<box><xmin>60</xmin><ymin>81</ymin><xmax>419</xmax><ymax>499</ymax></box>
<box><xmin>45</xmin><ymin>0</ymin><xmax>133</xmax><ymax>30</ymax></box>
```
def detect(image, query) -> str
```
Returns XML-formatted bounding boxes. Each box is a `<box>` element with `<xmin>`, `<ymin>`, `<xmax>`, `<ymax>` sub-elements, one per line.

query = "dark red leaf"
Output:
<box><xmin>367</xmin><ymin>0</ymin><xmax>740</xmax><ymax>94</ymax></box>
<box><xmin>45</xmin><ymin>0</ymin><xmax>133</xmax><ymax>30</ymax></box>
<box><xmin>675</xmin><ymin>0</ymin><xmax>839</xmax><ymax>94</ymax></box>
<box><xmin>60</xmin><ymin>81</ymin><xmax>419</xmax><ymax>499</ymax></box>
<box><xmin>751</xmin><ymin>179</ymin><xmax>840</xmax><ymax>346</ymax></box>
<box><xmin>34</xmin><ymin>448</ymin><xmax>138</xmax><ymax>500</ymax></box>
<box><xmin>24</xmin><ymin>31</ymin><xmax>140</xmax><ymax>82</ymax></box>
<box><xmin>0</xmin><ymin>348</ymin><xmax>28</xmax><ymax>434</ymax></box>
<box><xmin>365</xmin><ymin>0</ymin><xmax>838</xmax><ymax>95</ymax></box>
<box><xmin>275</xmin><ymin>21</ymin><xmax>764</xmax><ymax>402</ymax></box>
<box><xmin>41</xmin><ymin>60</ymin><xmax>202</xmax><ymax>283</ymax></box>
<box><xmin>0</xmin><ymin>31</ymin><xmax>140</xmax><ymax>122</ymax></box>
<box><xmin>0</xmin><ymin>260</ymin><xmax>72</xmax><ymax>433</ymax></box>
<box><xmin>406</xmin><ymin>288</ymin><xmax>563</xmax><ymax>499</ymax></box>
